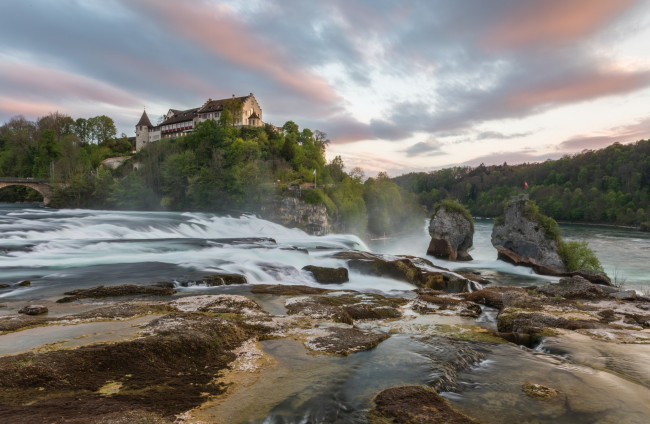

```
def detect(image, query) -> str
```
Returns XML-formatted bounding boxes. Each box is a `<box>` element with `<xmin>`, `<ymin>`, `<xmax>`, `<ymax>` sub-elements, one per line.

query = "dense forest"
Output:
<box><xmin>0</xmin><ymin>112</ymin><xmax>422</xmax><ymax>237</ymax></box>
<box><xmin>394</xmin><ymin>140</ymin><xmax>650</xmax><ymax>229</ymax></box>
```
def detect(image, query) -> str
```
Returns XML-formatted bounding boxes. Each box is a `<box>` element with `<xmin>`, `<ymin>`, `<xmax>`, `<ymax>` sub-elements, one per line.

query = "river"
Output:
<box><xmin>1</xmin><ymin>205</ymin><xmax>650</xmax><ymax>423</ymax></box>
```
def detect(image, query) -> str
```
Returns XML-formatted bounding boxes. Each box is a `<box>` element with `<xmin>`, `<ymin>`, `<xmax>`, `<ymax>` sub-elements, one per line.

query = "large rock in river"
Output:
<box><xmin>491</xmin><ymin>198</ymin><xmax>566</xmax><ymax>273</ymax></box>
<box><xmin>427</xmin><ymin>204</ymin><xmax>473</xmax><ymax>261</ymax></box>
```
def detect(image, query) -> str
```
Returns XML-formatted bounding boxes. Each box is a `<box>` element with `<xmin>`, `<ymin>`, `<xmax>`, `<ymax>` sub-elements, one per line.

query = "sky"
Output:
<box><xmin>1</xmin><ymin>0</ymin><xmax>650</xmax><ymax>176</ymax></box>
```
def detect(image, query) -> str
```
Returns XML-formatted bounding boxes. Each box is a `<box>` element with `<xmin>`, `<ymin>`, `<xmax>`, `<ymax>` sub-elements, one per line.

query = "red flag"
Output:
<box><xmin>524</xmin><ymin>181</ymin><xmax>528</xmax><ymax>188</ymax></box>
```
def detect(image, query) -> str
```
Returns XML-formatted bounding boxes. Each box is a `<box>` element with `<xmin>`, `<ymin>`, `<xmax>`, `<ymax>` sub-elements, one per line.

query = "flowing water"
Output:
<box><xmin>1</xmin><ymin>204</ymin><xmax>650</xmax><ymax>423</ymax></box>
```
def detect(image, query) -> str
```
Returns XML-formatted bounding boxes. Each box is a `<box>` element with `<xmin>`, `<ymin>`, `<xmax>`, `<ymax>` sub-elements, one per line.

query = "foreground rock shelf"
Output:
<box><xmin>1</xmin><ymin>271</ymin><xmax>649</xmax><ymax>423</ymax></box>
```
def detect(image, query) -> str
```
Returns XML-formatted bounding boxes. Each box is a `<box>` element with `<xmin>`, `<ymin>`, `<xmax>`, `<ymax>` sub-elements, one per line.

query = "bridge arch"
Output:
<box><xmin>0</xmin><ymin>178</ymin><xmax>54</xmax><ymax>206</ymax></box>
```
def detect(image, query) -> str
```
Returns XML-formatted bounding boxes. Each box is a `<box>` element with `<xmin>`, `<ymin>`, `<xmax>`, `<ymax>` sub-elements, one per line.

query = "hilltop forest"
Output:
<box><xmin>0</xmin><ymin>111</ymin><xmax>421</xmax><ymax>237</ymax></box>
<box><xmin>394</xmin><ymin>139</ymin><xmax>650</xmax><ymax>229</ymax></box>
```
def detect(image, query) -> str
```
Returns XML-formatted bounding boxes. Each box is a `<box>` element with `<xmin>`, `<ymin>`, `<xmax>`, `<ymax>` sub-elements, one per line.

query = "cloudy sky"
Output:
<box><xmin>1</xmin><ymin>0</ymin><xmax>649</xmax><ymax>175</ymax></box>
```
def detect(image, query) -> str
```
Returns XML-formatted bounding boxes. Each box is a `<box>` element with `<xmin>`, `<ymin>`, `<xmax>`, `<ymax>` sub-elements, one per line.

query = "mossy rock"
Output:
<box><xmin>302</xmin><ymin>265</ymin><xmax>349</xmax><ymax>284</ymax></box>
<box><xmin>522</xmin><ymin>383</ymin><xmax>558</xmax><ymax>400</ymax></box>
<box><xmin>368</xmin><ymin>385</ymin><xmax>480</xmax><ymax>423</ymax></box>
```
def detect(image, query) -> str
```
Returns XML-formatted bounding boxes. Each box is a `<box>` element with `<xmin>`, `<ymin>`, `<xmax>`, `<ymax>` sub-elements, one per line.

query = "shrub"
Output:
<box><xmin>558</xmin><ymin>240</ymin><xmax>604</xmax><ymax>273</ymax></box>
<box><xmin>303</xmin><ymin>188</ymin><xmax>336</xmax><ymax>214</ymax></box>
<box><xmin>433</xmin><ymin>199</ymin><xmax>474</xmax><ymax>231</ymax></box>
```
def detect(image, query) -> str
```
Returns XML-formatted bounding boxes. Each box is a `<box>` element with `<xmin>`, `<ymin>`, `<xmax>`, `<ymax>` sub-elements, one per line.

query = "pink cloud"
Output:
<box><xmin>0</xmin><ymin>96</ymin><xmax>62</xmax><ymax>118</ymax></box>
<box><xmin>506</xmin><ymin>69</ymin><xmax>650</xmax><ymax>110</ymax></box>
<box><xmin>0</xmin><ymin>61</ymin><xmax>139</xmax><ymax>107</ymax></box>
<box><xmin>558</xmin><ymin>117</ymin><xmax>650</xmax><ymax>151</ymax></box>
<box><xmin>483</xmin><ymin>0</ymin><xmax>637</xmax><ymax>50</ymax></box>
<box><xmin>135</xmin><ymin>0</ymin><xmax>339</xmax><ymax>106</ymax></box>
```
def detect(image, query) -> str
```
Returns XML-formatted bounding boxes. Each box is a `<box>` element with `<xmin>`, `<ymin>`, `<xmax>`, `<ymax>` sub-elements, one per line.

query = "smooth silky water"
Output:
<box><xmin>2</xmin><ymin>205</ymin><xmax>650</xmax><ymax>423</ymax></box>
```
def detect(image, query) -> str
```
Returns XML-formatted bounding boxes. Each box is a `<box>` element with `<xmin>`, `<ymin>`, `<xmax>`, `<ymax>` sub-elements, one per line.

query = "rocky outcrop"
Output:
<box><xmin>305</xmin><ymin>327</ymin><xmax>390</xmax><ymax>356</ymax></box>
<box><xmin>491</xmin><ymin>198</ymin><xmax>566</xmax><ymax>273</ymax></box>
<box><xmin>18</xmin><ymin>305</ymin><xmax>48</xmax><ymax>315</ymax></box>
<box><xmin>285</xmin><ymin>291</ymin><xmax>404</xmax><ymax>325</ymax></box>
<box><xmin>427</xmin><ymin>204</ymin><xmax>474</xmax><ymax>261</ymax></box>
<box><xmin>331</xmin><ymin>251</ymin><xmax>472</xmax><ymax>292</ymax></box>
<box><xmin>535</xmin><ymin>276</ymin><xmax>609</xmax><ymax>300</ymax></box>
<box><xmin>302</xmin><ymin>265</ymin><xmax>349</xmax><ymax>284</ymax></box>
<box><xmin>260</xmin><ymin>196</ymin><xmax>331</xmax><ymax>235</ymax></box>
<box><xmin>56</xmin><ymin>284</ymin><xmax>176</xmax><ymax>303</ymax></box>
<box><xmin>368</xmin><ymin>385</ymin><xmax>480</xmax><ymax>424</ymax></box>
<box><xmin>465</xmin><ymin>279</ymin><xmax>650</xmax><ymax>347</ymax></box>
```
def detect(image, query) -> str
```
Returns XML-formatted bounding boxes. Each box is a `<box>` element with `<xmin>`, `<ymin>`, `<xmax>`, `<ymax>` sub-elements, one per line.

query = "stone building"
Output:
<box><xmin>135</xmin><ymin>93</ymin><xmax>263</xmax><ymax>151</ymax></box>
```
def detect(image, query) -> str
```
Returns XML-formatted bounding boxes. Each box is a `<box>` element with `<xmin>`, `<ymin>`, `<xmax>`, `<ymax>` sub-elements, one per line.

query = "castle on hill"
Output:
<box><xmin>135</xmin><ymin>93</ymin><xmax>263</xmax><ymax>151</ymax></box>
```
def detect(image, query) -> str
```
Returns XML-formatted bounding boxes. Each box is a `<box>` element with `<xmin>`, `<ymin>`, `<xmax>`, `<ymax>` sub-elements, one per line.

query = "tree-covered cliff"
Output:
<box><xmin>394</xmin><ymin>139</ymin><xmax>650</xmax><ymax>229</ymax></box>
<box><xmin>0</xmin><ymin>112</ymin><xmax>422</xmax><ymax>237</ymax></box>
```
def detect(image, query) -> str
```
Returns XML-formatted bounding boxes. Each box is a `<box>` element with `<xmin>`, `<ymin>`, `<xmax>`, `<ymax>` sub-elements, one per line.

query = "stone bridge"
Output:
<box><xmin>0</xmin><ymin>177</ymin><xmax>54</xmax><ymax>206</ymax></box>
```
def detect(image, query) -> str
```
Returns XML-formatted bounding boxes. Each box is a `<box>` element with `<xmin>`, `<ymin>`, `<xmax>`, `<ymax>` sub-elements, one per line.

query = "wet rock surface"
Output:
<box><xmin>332</xmin><ymin>251</ymin><xmax>470</xmax><ymax>292</ymax></box>
<box><xmin>427</xmin><ymin>204</ymin><xmax>474</xmax><ymax>261</ymax></box>
<box><xmin>285</xmin><ymin>291</ymin><xmax>405</xmax><ymax>325</ymax></box>
<box><xmin>536</xmin><ymin>276</ymin><xmax>609</xmax><ymax>299</ymax></box>
<box><xmin>466</xmin><ymin>279</ymin><xmax>650</xmax><ymax>346</ymax></box>
<box><xmin>368</xmin><ymin>385</ymin><xmax>480</xmax><ymax>424</ymax></box>
<box><xmin>250</xmin><ymin>284</ymin><xmax>331</xmax><ymax>295</ymax></box>
<box><xmin>18</xmin><ymin>305</ymin><xmax>48</xmax><ymax>316</ymax></box>
<box><xmin>192</xmin><ymin>273</ymin><xmax>248</xmax><ymax>286</ymax></box>
<box><xmin>522</xmin><ymin>383</ymin><xmax>559</xmax><ymax>400</ymax></box>
<box><xmin>56</xmin><ymin>284</ymin><xmax>176</xmax><ymax>303</ymax></box>
<box><xmin>0</xmin><ymin>302</ymin><xmax>265</xmax><ymax>423</ymax></box>
<box><xmin>412</xmin><ymin>290</ymin><xmax>482</xmax><ymax>318</ymax></box>
<box><xmin>305</xmin><ymin>327</ymin><xmax>390</xmax><ymax>355</ymax></box>
<box><xmin>302</xmin><ymin>265</ymin><xmax>349</xmax><ymax>284</ymax></box>
<box><xmin>3</xmin><ymin>263</ymin><xmax>649</xmax><ymax>424</ymax></box>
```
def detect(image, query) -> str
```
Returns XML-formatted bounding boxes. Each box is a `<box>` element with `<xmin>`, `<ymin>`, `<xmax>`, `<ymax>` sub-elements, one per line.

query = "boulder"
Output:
<box><xmin>56</xmin><ymin>284</ymin><xmax>176</xmax><ymax>303</ymax></box>
<box><xmin>369</xmin><ymin>385</ymin><xmax>480</xmax><ymax>424</ymax></box>
<box><xmin>565</xmin><ymin>270</ymin><xmax>612</xmax><ymax>286</ymax></box>
<box><xmin>491</xmin><ymin>198</ymin><xmax>566</xmax><ymax>273</ymax></box>
<box><xmin>610</xmin><ymin>290</ymin><xmax>637</xmax><ymax>301</ymax></box>
<box><xmin>18</xmin><ymin>305</ymin><xmax>48</xmax><ymax>315</ymax></box>
<box><xmin>0</xmin><ymin>284</ymin><xmax>10</xmax><ymax>289</ymax></box>
<box><xmin>427</xmin><ymin>204</ymin><xmax>473</xmax><ymax>261</ymax></box>
<box><xmin>305</xmin><ymin>327</ymin><xmax>390</xmax><ymax>355</ymax></box>
<box><xmin>536</xmin><ymin>276</ymin><xmax>609</xmax><ymax>300</ymax></box>
<box><xmin>17</xmin><ymin>280</ymin><xmax>31</xmax><ymax>287</ymax></box>
<box><xmin>199</xmin><ymin>273</ymin><xmax>248</xmax><ymax>286</ymax></box>
<box><xmin>302</xmin><ymin>265</ymin><xmax>349</xmax><ymax>284</ymax></box>
<box><xmin>331</xmin><ymin>251</ymin><xmax>470</xmax><ymax>292</ymax></box>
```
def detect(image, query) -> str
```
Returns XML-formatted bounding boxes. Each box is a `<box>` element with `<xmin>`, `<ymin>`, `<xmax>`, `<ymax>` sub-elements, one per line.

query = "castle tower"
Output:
<box><xmin>135</xmin><ymin>109</ymin><xmax>153</xmax><ymax>151</ymax></box>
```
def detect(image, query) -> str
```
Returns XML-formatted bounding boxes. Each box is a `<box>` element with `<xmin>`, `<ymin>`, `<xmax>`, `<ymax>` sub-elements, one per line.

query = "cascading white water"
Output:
<box><xmin>0</xmin><ymin>206</ymin><xmax>415</xmax><ymax>298</ymax></box>
<box><xmin>2</xmin><ymin>206</ymin><xmax>649</xmax><ymax>299</ymax></box>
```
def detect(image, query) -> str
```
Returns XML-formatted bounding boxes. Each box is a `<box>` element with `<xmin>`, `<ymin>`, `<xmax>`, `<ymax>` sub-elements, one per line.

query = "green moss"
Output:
<box><xmin>433</xmin><ymin>199</ymin><xmax>474</xmax><ymax>232</ymax></box>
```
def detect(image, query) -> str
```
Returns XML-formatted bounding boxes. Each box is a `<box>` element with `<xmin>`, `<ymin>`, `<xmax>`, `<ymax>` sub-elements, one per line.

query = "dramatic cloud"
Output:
<box><xmin>0</xmin><ymin>61</ymin><xmax>139</xmax><ymax>107</ymax></box>
<box><xmin>126</xmin><ymin>0</ymin><xmax>341</xmax><ymax>109</ymax></box>
<box><xmin>505</xmin><ymin>68</ymin><xmax>650</xmax><ymax>111</ymax></box>
<box><xmin>0</xmin><ymin>0</ymin><xmax>648</xmax><ymax>171</ymax></box>
<box><xmin>483</xmin><ymin>0</ymin><xmax>637</xmax><ymax>50</ymax></box>
<box><xmin>558</xmin><ymin>117</ymin><xmax>650</xmax><ymax>151</ymax></box>
<box><xmin>476</xmin><ymin>131</ymin><xmax>533</xmax><ymax>140</ymax></box>
<box><xmin>403</xmin><ymin>140</ymin><xmax>443</xmax><ymax>157</ymax></box>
